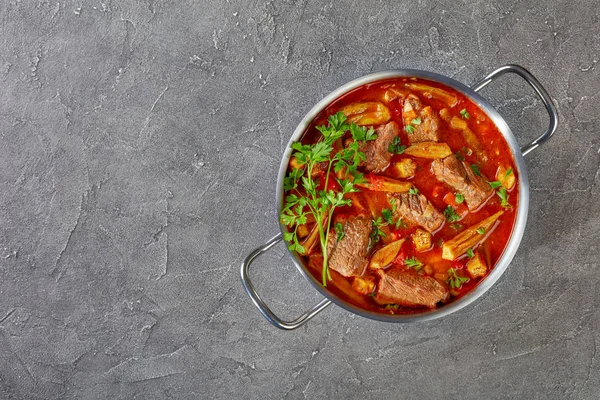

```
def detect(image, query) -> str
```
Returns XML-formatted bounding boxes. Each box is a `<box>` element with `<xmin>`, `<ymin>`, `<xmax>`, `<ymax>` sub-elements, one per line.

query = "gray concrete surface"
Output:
<box><xmin>0</xmin><ymin>0</ymin><xmax>598</xmax><ymax>399</ymax></box>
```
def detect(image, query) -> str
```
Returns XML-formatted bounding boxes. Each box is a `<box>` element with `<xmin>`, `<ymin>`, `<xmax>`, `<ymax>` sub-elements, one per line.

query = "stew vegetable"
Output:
<box><xmin>280</xmin><ymin>78</ymin><xmax>518</xmax><ymax>314</ymax></box>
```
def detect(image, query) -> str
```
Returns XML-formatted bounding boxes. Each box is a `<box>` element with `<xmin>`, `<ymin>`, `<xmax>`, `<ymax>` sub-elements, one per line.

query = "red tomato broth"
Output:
<box><xmin>285</xmin><ymin>77</ymin><xmax>518</xmax><ymax>315</ymax></box>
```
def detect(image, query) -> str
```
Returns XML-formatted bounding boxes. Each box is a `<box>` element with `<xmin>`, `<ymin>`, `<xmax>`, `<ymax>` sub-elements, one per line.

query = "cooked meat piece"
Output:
<box><xmin>431</xmin><ymin>154</ymin><xmax>494</xmax><ymax>211</ymax></box>
<box><xmin>403</xmin><ymin>94</ymin><xmax>440</xmax><ymax>144</ymax></box>
<box><xmin>311</xmin><ymin>161</ymin><xmax>328</xmax><ymax>177</ymax></box>
<box><xmin>375</xmin><ymin>269</ymin><xmax>449</xmax><ymax>308</ymax></box>
<box><xmin>326</xmin><ymin>215</ymin><xmax>371</xmax><ymax>277</ymax></box>
<box><xmin>388</xmin><ymin>192</ymin><xmax>445</xmax><ymax>233</ymax></box>
<box><xmin>358</xmin><ymin>121</ymin><xmax>398</xmax><ymax>173</ymax></box>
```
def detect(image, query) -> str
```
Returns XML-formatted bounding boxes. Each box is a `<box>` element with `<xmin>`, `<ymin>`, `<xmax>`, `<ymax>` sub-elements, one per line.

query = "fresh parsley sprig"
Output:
<box><xmin>447</xmin><ymin>268</ymin><xmax>469</xmax><ymax>289</ymax></box>
<box><xmin>488</xmin><ymin>168</ymin><xmax>513</xmax><ymax>208</ymax></box>
<box><xmin>388</xmin><ymin>136</ymin><xmax>405</xmax><ymax>154</ymax></box>
<box><xmin>370</xmin><ymin>217</ymin><xmax>386</xmax><ymax>244</ymax></box>
<box><xmin>334</xmin><ymin>222</ymin><xmax>344</xmax><ymax>242</ymax></box>
<box><xmin>405</xmin><ymin>257</ymin><xmax>423</xmax><ymax>271</ymax></box>
<box><xmin>444</xmin><ymin>206</ymin><xmax>460</xmax><ymax>223</ymax></box>
<box><xmin>280</xmin><ymin>112</ymin><xmax>376</xmax><ymax>286</ymax></box>
<box><xmin>497</xmin><ymin>187</ymin><xmax>510</xmax><ymax>208</ymax></box>
<box><xmin>381</xmin><ymin>199</ymin><xmax>406</xmax><ymax>229</ymax></box>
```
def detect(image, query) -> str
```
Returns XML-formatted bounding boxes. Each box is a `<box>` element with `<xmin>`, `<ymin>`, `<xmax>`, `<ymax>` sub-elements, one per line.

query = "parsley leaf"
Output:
<box><xmin>350</xmin><ymin>123</ymin><xmax>377</xmax><ymax>142</ymax></box>
<box><xmin>466</xmin><ymin>248</ymin><xmax>474</xmax><ymax>258</ymax></box>
<box><xmin>283</xmin><ymin>167</ymin><xmax>304</xmax><ymax>191</ymax></box>
<box><xmin>395</xmin><ymin>218</ymin><xmax>407</xmax><ymax>229</ymax></box>
<box><xmin>405</xmin><ymin>124</ymin><xmax>415</xmax><ymax>134</ymax></box>
<box><xmin>381</xmin><ymin>206</ymin><xmax>405</xmax><ymax>229</ymax></box>
<box><xmin>489</xmin><ymin>180</ymin><xmax>502</xmax><ymax>189</ymax></box>
<box><xmin>470</xmin><ymin>164</ymin><xmax>481</xmax><ymax>176</ymax></box>
<box><xmin>381</xmin><ymin>208</ymin><xmax>394</xmax><ymax>225</ymax></box>
<box><xmin>444</xmin><ymin>206</ymin><xmax>460</xmax><ymax>222</ymax></box>
<box><xmin>281</xmin><ymin>111</ymin><xmax>376</xmax><ymax>286</ymax></box>
<box><xmin>370</xmin><ymin>217</ymin><xmax>386</xmax><ymax>243</ymax></box>
<box><xmin>455</xmin><ymin>193</ymin><xmax>465</xmax><ymax>204</ymax></box>
<box><xmin>408</xmin><ymin>187</ymin><xmax>419</xmax><ymax>195</ymax></box>
<box><xmin>411</xmin><ymin>118</ymin><xmax>422</xmax><ymax>125</ymax></box>
<box><xmin>476</xmin><ymin>227</ymin><xmax>485</xmax><ymax>235</ymax></box>
<box><xmin>335</xmin><ymin>222</ymin><xmax>344</xmax><ymax>242</ymax></box>
<box><xmin>497</xmin><ymin>187</ymin><xmax>511</xmax><ymax>208</ymax></box>
<box><xmin>388</xmin><ymin>136</ymin><xmax>406</xmax><ymax>154</ymax></box>
<box><xmin>460</xmin><ymin>109</ymin><xmax>470</xmax><ymax>119</ymax></box>
<box><xmin>326</xmin><ymin>112</ymin><xmax>350</xmax><ymax>132</ymax></box>
<box><xmin>450</xmin><ymin>223</ymin><xmax>462</xmax><ymax>230</ymax></box>
<box><xmin>405</xmin><ymin>257</ymin><xmax>423</xmax><ymax>271</ymax></box>
<box><xmin>447</xmin><ymin>268</ymin><xmax>469</xmax><ymax>289</ymax></box>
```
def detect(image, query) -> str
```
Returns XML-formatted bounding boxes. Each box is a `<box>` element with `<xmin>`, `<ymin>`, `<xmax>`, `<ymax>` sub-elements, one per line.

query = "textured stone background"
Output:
<box><xmin>0</xmin><ymin>0</ymin><xmax>598</xmax><ymax>399</ymax></box>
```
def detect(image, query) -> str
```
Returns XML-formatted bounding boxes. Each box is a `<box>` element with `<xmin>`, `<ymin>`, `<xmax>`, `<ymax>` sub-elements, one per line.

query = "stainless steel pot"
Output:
<box><xmin>241</xmin><ymin>65</ymin><xmax>559</xmax><ymax>330</ymax></box>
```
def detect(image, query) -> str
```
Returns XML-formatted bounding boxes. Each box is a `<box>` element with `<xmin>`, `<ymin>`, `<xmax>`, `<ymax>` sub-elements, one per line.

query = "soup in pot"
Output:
<box><xmin>280</xmin><ymin>78</ymin><xmax>518</xmax><ymax>315</ymax></box>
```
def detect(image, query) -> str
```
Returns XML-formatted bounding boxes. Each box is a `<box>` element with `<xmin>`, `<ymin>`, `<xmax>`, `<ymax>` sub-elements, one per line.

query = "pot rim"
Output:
<box><xmin>275</xmin><ymin>69</ymin><xmax>529</xmax><ymax>323</ymax></box>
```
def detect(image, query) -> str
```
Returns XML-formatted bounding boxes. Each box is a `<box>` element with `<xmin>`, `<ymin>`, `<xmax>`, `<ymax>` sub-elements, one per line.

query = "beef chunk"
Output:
<box><xmin>403</xmin><ymin>94</ymin><xmax>440</xmax><ymax>144</ymax></box>
<box><xmin>327</xmin><ymin>215</ymin><xmax>371</xmax><ymax>277</ymax></box>
<box><xmin>431</xmin><ymin>154</ymin><xmax>494</xmax><ymax>211</ymax></box>
<box><xmin>388</xmin><ymin>192</ymin><xmax>444</xmax><ymax>233</ymax></box>
<box><xmin>311</xmin><ymin>161</ymin><xmax>328</xmax><ymax>178</ymax></box>
<box><xmin>359</xmin><ymin>121</ymin><xmax>398</xmax><ymax>173</ymax></box>
<box><xmin>375</xmin><ymin>269</ymin><xmax>449</xmax><ymax>308</ymax></box>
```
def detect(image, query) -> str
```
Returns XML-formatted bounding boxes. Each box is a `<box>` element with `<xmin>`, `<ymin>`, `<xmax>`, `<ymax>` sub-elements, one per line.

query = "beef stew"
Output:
<box><xmin>280</xmin><ymin>77</ymin><xmax>519</xmax><ymax>315</ymax></box>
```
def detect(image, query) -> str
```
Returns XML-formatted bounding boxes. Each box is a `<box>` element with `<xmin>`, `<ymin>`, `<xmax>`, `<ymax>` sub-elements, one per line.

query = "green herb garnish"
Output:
<box><xmin>281</xmin><ymin>112</ymin><xmax>374</xmax><ymax>286</ymax></box>
<box><xmin>476</xmin><ymin>227</ymin><xmax>485</xmax><ymax>235</ymax></box>
<box><xmin>380</xmin><ymin>206</ymin><xmax>406</xmax><ymax>231</ymax></box>
<box><xmin>411</xmin><ymin>118</ymin><xmax>422</xmax><ymax>125</ymax></box>
<box><xmin>488</xmin><ymin>168</ymin><xmax>513</xmax><ymax>191</ymax></box>
<box><xmin>470</xmin><ymin>164</ymin><xmax>481</xmax><ymax>176</ymax></box>
<box><xmin>466</xmin><ymin>248</ymin><xmax>474</xmax><ymax>258</ymax></box>
<box><xmin>409</xmin><ymin>187</ymin><xmax>419</xmax><ymax>195</ymax></box>
<box><xmin>497</xmin><ymin>187</ymin><xmax>511</xmax><ymax>208</ymax></box>
<box><xmin>447</xmin><ymin>268</ymin><xmax>469</xmax><ymax>289</ymax></box>
<box><xmin>405</xmin><ymin>257</ymin><xmax>423</xmax><ymax>271</ymax></box>
<box><xmin>283</xmin><ymin>167</ymin><xmax>304</xmax><ymax>191</ymax></box>
<box><xmin>370</xmin><ymin>217</ymin><xmax>386</xmax><ymax>243</ymax></box>
<box><xmin>388</xmin><ymin>136</ymin><xmax>406</xmax><ymax>154</ymax></box>
<box><xmin>335</xmin><ymin>222</ymin><xmax>344</xmax><ymax>242</ymax></box>
<box><xmin>396</xmin><ymin>218</ymin><xmax>407</xmax><ymax>229</ymax></box>
<box><xmin>405</xmin><ymin>124</ymin><xmax>415</xmax><ymax>134</ymax></box>
<box><xmin>460</xmin><ymin>109</ymin><xmax>470</xmax><ymax>119</ymax></box>
<box><xmin>444</xmin><ymin>206</ymin><xmax>460</xmax><ymax>222</ymax></box>
<box><xmin>455</xmin><ymin>193</ymin><xmax>465</xmax><ymax>204</ymax></box>
<box><xmin>381</xmin><ymin>208</ymin><xmax>394</xmax><ymax>225</ymax></box>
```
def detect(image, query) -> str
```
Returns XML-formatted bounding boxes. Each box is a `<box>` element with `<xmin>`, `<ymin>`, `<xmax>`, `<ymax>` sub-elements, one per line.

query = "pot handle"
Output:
<box><xmin>471</xmin><ymin>64</ymin><xmax>559</xmax><ymax>156</ymax></box>
<box><xmin>240</xmin><ymin>233</ymin><xmax>332</xmax><ymax>330</ymax></box>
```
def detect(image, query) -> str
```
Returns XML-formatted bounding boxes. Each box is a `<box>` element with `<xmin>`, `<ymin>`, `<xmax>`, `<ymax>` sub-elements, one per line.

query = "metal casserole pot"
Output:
<box><xmin>241</xmin><ymin>65</ymin><xmax>558</xmax><ymax>330</ymax></box>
